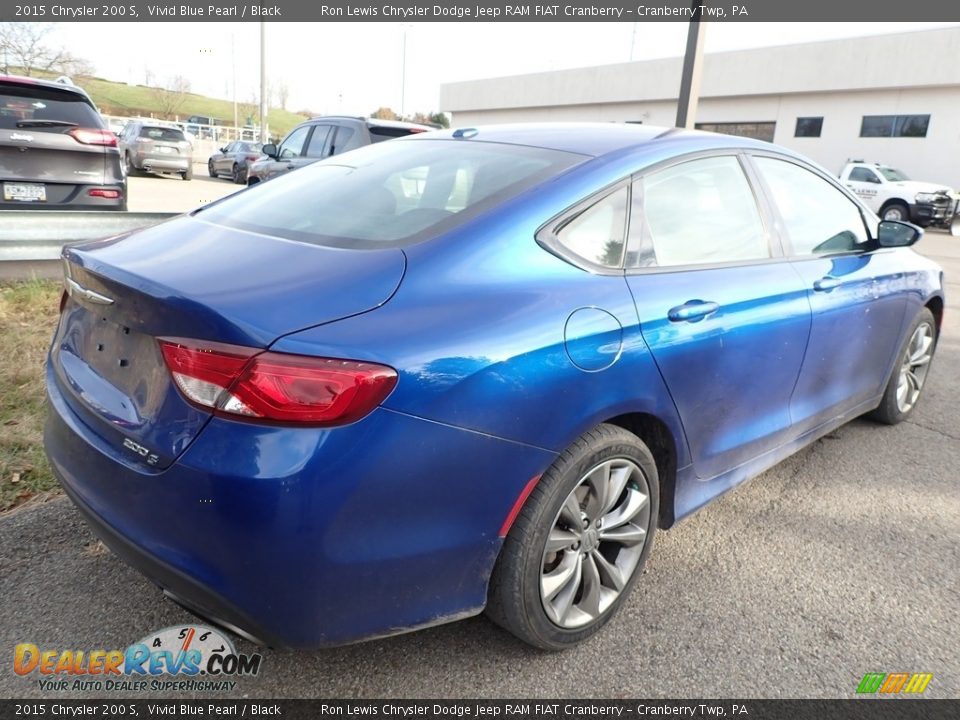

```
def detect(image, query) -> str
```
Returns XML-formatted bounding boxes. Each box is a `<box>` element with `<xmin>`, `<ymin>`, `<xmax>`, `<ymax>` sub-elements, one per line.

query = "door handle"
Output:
<box><xmin>668</xmin><ymin>300</ymin><xmax>719</xmax><ymax>323</ymax></box>
<box><xmin>813</xmin><ymin>277</ymin><xmax>841</xmax><ymax>292</ymax></box>
<box><xmin>286</xmin><ymin>163</ymin><xmax>296</xmax><ymax>169</ymax></box>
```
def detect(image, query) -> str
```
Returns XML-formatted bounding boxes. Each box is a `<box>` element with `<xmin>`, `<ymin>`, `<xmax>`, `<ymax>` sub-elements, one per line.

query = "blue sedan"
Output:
<box><xmin>45</xmin><ymin>124</ymin><xmax>944</xmax><ymax>650</ymax></box>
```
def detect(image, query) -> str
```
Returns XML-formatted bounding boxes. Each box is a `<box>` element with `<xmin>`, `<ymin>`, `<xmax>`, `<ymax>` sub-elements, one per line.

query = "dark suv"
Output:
<box><xmin>0</xmin><ymin>74</ymin><xmax>125</xmax><ymax>210</ymax></box>
<box><xmin>246</xmin><ymin>116</ymin><xmax>433</xmax><ymax>185</ymax></box>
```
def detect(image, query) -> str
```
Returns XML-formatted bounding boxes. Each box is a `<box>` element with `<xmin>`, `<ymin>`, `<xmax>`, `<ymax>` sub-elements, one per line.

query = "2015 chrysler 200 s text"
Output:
<box><xmin>45</xmin><ymin>124</ymin><xmax>944</xmax><ymax>650</ymax></box>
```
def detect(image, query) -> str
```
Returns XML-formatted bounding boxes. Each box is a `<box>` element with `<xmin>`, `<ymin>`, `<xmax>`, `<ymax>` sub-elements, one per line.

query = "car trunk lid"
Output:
<box><xmin>51</xmin><ymin>214</ymin><xmax>405</xmax><ymax>468</ymax></box>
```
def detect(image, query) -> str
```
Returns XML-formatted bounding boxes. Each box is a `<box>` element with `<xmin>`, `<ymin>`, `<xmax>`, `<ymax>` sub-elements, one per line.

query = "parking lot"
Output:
<box><xmin>125</xmin><ymin>169</ymin><xmax>243</xmax><ymax>213</ymax></box>
<box><xmin>0</xmin><ymin>230</ymin><xmax>956</xmax><ymax>699</ymax></box>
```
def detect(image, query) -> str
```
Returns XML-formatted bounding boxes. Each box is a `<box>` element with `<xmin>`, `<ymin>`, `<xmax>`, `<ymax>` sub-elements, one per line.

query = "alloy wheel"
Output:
<box><xmin>539</xmin><ymin>458</ymin><xmax>651</xmax><ymax>629</ymax></box>
<box><xmin>896</xmin><ymin>322</ymin><xmax>935</xmax><ymax>413</ymax></box>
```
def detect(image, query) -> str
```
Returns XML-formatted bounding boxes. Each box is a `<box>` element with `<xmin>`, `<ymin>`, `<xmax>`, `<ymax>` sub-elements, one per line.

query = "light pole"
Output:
<box><xmin>259</xmin><ymin>21</ymin><xmax>268</xmax><ymax>143</ymax></box>
<box><xmin>400</xmin><ymin>24</ymin><xmax>412</xmax><ymax>120</ymax></box>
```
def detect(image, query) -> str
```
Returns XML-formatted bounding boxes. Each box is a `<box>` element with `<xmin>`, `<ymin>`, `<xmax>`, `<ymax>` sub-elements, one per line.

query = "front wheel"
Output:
<box><xmin>867</xmin><ymin>307</ymin><xmax>937</xmax><ymax>425</ymax></box>
<box><xmin>486</xmin><ymin>424</ymin><xmax>659</xmax><ymax>650</ymax></box>
<box><xmin>882</xmin><ymin>202</ymin><xmax>910</xmax><ymax>223</ymax></box>
<box><xmin>207</xmin><ymin>160</ymin><xmax>217</xmax><ymax>178</ymax></box>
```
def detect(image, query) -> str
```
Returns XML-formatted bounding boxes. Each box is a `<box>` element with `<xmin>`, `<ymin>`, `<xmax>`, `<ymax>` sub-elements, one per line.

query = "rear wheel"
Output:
<box><xmin>486</xmin><ymin>424</ymin><xmax>658</xmax><ymax>650</ymax></box>
<box><xmin>867</xmin><ymin>307</ymin><xmax>937</xmax><ymax>425</ymax></box>
<box><xmin>231</xmin><ymin>163</ymin><xmax>242</xmax><ymax>184</ymax></box>
<box><xmin>881</xmin><ymin>202</ymin><xmax>910</xmax><ymax>223</ymax></box>
<box><xmin>207</xmin><ymin>160</ymin><xmax>217</xmax><ymax>178</ymax></box>
<box><xmin>182</xmin><ymin>165</ymin><xmax>193</xmax><ymax>181</ymax></box>
<box><xmin>124</xmin><ymin>153</ymin><xmax>140</xmax><ymax>177</ymax></box>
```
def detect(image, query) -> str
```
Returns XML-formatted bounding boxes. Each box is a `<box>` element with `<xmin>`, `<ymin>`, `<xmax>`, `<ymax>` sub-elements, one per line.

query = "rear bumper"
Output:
<box><xmin>136</xmin><ymin>155</ymin><xmax>190</xmax><ymax>172</ymax></box>
<box><xmin>0</xmin><ymin>183</ymin><xmax>125</xmax><ymax>211</ymax></box>
<box><xmin>45</xmin><ymin>361</ymin><xmax>553</xmax><ymax>648</ymax></box>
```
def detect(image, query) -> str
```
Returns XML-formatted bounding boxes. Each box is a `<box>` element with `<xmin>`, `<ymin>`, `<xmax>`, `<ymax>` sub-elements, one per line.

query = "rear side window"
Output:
<box><xmin>631</xmin><ymin>156</ymin><xmax>769</xmax><ymax>268</ymax></box>
<box><xmin>0</xmin><ymin>86</ymin><xmax>103</xmax><ymax>131</ymax></box>
<box><xmin>197</xmin><ymin>139</ymin><xmax>584</xmax><ymax>249</ymax></box>
<box><xmin>554</xmin><ymin>187</ymin><xmax>628</xmax><ymax>268</ymax></box>
<box><xmin>139</xmin><ymin>126</ymin><xmax>185</xmax><ymax>142</ymax></box>
<box><xmin>754</xmin><ymin>157</ymin><xmax>868</xmax><ymax>255</ymax></box>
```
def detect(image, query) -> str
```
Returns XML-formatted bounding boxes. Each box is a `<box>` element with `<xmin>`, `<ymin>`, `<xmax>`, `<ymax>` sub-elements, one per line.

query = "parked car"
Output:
<box><xmin>118</xmin><ymin>120</ymin><xmax>193</xmax><ymax>180</ymax></box>
<box><xmin>207</xmin><ymin>141</ymin><xmax>263</xmax><ymax>184</ymax></box>
<box><xmin>246</xmin><ymin>116</ymin><xmax>432</xmax><ymax>185</ymax></box>
<box><xmin>46</xmin><ymin>124</ymin><xmax>943</xmax><ymax>651</ymax></box>
<box><xmin>0</xmin><ymin>74</ymin><xmax>125</xmax><ymax>210</ymax></box>
<box><xmin>840</xmin><ymin>160</ymin><xmax>959</xmax><ymax>232</ymax></box>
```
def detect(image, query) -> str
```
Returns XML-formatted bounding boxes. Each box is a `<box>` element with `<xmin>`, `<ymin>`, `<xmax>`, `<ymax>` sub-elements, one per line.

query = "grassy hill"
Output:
<box><xmin>24</xmin><ymin>70</ymin><xmax>309</xmax><ymax>137</ymax></box>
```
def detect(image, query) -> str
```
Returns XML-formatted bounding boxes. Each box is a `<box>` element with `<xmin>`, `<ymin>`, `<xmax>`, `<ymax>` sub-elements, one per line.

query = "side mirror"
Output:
<box><xmin>878</xmin><ymin>220</ymin><xmax>922</xmax><ymax>247</ymax></box>
<box><xmin>219</xmin><ymin>146</ymin><xmax>227</xmax><ymax>153</ymax></box>
<box><xmin>262</xmin><ymin>143</ymin><xmax>278</xmax><ymax>159</ymax></box>
<box><xmin>869</xmin><ymin>176</ymin><xmax>882</xmax><ymax>184</ymax></box>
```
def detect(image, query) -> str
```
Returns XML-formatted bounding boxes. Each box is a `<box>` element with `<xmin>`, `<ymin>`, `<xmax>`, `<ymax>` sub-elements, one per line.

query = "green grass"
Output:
<box><xmin>0</xmin><ymin>280</ymin><xmax>61</xmax><ymax>512</ymax></box>
<box><xmin>26</xmin><ymin>69</ymin><xmax>310</xmax><ymax>138</ymax></box>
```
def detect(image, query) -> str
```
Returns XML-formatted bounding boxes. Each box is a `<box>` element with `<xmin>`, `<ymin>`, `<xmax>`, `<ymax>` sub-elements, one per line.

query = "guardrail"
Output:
<box><xmin>0</xmin><ymin>211</ymin><xmax>178</xmax><ymax>263</ymax></box>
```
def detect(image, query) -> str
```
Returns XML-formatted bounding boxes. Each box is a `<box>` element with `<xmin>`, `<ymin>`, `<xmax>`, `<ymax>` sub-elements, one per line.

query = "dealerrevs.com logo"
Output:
<box><xmin>14</xmin><ymin>625</ymin><xmax>262</xmax><ymax>693</ymax></box>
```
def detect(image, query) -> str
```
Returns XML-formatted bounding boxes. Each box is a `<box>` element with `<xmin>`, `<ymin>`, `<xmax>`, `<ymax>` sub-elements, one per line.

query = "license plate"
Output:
<box><xmin>157</xmin><ymin>146</ymin><xmax>173</xmax><ymax>154</ymax></box>
<box><xmin>3</xmin><ymin>182</ymin><xmax>46</xmax><ymax>202</ymax></box>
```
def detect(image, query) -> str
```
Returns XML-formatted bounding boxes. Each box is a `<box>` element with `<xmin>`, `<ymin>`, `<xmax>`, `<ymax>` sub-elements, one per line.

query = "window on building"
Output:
<box><xmin>860</xmin><ymin>114</ymin><xmax>930</xmax><ymax>138</ymax></box>
<box><xmin>794</xmin><ymin>117</ymin><xmax>823</xmax><ymax>137</ymax></box>
<box><xmin>694</xmin><ymin>122</ymin><xmax>776</xmax><ymax>143</ymax></box>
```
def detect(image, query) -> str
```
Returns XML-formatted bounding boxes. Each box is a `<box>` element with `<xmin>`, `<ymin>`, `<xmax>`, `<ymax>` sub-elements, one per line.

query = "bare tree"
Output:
<box><xmin>143</xmin><ymin>65</ymin><xmax>155</xmax><ymax>87</ymax></box>
<box><xmin>151</xmin><ymin>75</ymin><xmax>192</xmax><ymax>119</ymax></box>
<box><xmin>276</xmin><ymin>82</ymin><xmax>290</xmax><ymax>111</ymax></box>
<box><xmin>0</xmin><ymin>22</ymin><xmax>69</xmax><ymax>76</ymax></box>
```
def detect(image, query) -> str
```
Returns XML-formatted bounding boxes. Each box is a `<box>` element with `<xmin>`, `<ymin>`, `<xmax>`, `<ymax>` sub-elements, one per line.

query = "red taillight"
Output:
<box><xmin>245</xmin><ymin>155</ymin><xmax>259</xmax><ymax>161</ymax></box>
<box><xmin>68</xmin><ymin>127</ymin><xmax>117</xmax><ymax>146</ymax></box>
<box><xmin>158</xmin><ymin>338</ymin><xmax>398</xmax><ymax>426</ymax></box>
<box><xmin>87</xmin><ymin>189</ymin><xmax>120</xmax><ymax>199</ymax></box>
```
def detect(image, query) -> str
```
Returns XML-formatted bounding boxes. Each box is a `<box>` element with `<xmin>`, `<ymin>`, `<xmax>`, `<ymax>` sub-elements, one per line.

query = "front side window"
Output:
<box><xmin>554</xmin><ymin>187</ymin><xmax>628</xmax><ymax>269</ymax></box>
<box><xmin>754</xmin><ymin>157</ymin><xmax>868</xmax><ymax>256</ymax></box>
<box><xmin>631</xmin><ymin>156</ymin><xmax>769</xmax><ymax>268</ymax></box>
<box><xmin>877</xmin><ymin>166</ymin><xmax>910</xmax><ymax>182</ymax></box>
<box><xmin>849</xmin><ymin>167</ymin><xmax>881</xmax><ymax>183</ymax></box>
<box><xmin>278</xmin><ymin>125</ymin><xmax>311</xmax><ymax>159</ymax></box>
<box><xmin>305</xmin><ymin>125</ymin><xmax>333</xmax><ymax>159</ymax></box>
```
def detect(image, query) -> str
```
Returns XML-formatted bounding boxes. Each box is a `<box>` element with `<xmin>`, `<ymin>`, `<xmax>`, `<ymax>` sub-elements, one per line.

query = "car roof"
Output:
<box><xmin>0</xmin><ymin>73</ymin><xmax>93</xmax><ymax>100</ymax></box>
<box><xmin>306</xmin><ymin>115</ymin><xmax>434</xmax><ymax>131</ymax></box>
<box><xmin>405</xmin><ymin>122</ymin><xmax>775</xmax><ymax>158</ymax></box>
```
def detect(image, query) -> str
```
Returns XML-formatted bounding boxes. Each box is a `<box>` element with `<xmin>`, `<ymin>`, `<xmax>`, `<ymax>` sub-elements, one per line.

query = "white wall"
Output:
<box><xmin>440</xmin><ymin>27</ymin><xmax>960</xmax><ymax>188</ymax></box>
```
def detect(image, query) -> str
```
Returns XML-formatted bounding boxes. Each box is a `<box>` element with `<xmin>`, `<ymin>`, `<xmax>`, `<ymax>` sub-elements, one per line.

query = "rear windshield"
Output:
<box><xmin>369</xmin><ymin>125</ymin><xmax>427</xmax><ymax>143</ymax></box>
<box><xmin>139</xmin><ymin>126</ymin><xmax>186</xmax><ymax>142</ymax></box>
<box><xmin>237</xmin><ymin>142</ymin><xmax>261</xmax><ymax>153</ymax></box>
<box><xmin>0</xmin><ymin>85</ymin><xmax>103</xmax><ymax>131</ymax></box>
<box><xmin>197</xmin><ymin>139</ymin><xmax>584</xmax><ymax>249</ymax></box>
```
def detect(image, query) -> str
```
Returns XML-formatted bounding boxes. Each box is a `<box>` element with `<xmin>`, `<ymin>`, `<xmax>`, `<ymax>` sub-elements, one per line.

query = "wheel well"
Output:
<box><xmin>879</xmin><ymin>198</ymin><xmax>909</xmax><ymax>212</ymax></box>
<box><xmin>605</xmin><ymin>413</ymin><xmax>678</xmax><ymax>529</ymax></box>
<box><xmin>926</xmin><ymin>295</ymin><xmax>944</xmax><ymax>337</ymax></box>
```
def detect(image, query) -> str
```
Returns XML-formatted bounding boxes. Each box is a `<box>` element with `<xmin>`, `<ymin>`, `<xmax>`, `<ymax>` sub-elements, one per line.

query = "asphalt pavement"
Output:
<box><xmin>1</xmin><ymin>233</ymin><xmax>957</xmax><ymax>700</ymax></box>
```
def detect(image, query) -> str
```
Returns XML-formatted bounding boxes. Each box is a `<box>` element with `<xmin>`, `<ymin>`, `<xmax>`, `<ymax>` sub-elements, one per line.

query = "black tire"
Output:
<box><xmin>867</xmin><ymin>307</ymin><xmax>937</xmax><ymax>425</ymax></box>
<box><xmin>208</xmin><ymin>160</ymin><xmax>217</xmax><ymax>178</ymax></box>
<box><xmin>881</xmin><ymin>202</ymin><xmax>910</xmax><ymax>223</ymax></box>
<box><xmin>182</xmin><ymin>165</ymin><xmax>193</xmax><ymax>181</ymax></box>
<box><xmin>231</xmin><ymin>163</ymin><xmax>242</xmax><ymax>184</ymax></box>
<box><xmin>486</xmin><ymin>423</ymin><xmax>659</xmax><ymax>650</ymax></box>
<box><xmin>124</xmin><ymin>153</ymin><xmax>140</xmax><ymax>177</ymax></box>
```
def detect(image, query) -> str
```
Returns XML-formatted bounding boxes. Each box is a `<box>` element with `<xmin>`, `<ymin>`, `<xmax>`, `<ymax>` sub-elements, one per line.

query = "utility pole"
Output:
<box><xmin>675</xmin><ymin>2</ymin><xmax>706</xmax><ymax>129</ymax></box>
<box><xmin>400</xmin><ymin>27</ymin><xmax>408</xmax><ymax>120</ymax></box>
<box><xmin>259</xmin><ymin>21</ymin><xmax>268</xmax><ymax>143</ymax></box>
<box><xmin>232</xmin><ymin>33</ymin><xmax>238</xmax><ymax>135</ymax></box>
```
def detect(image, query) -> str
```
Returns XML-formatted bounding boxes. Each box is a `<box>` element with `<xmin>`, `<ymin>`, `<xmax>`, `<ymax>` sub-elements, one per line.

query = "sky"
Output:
<box><xmin>44</xmin><ymin>21</ymin><xmax>960</xmax><ymax>118</ymax></box>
